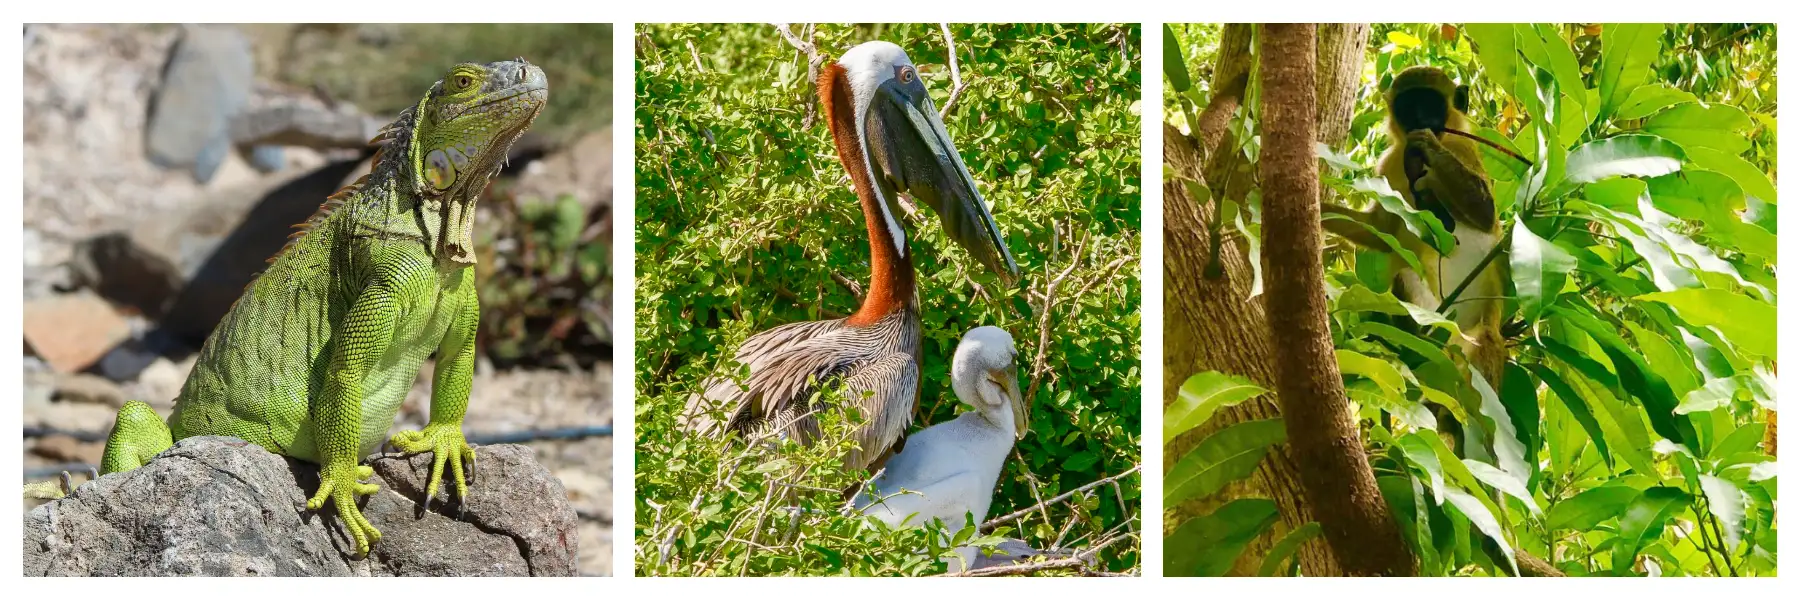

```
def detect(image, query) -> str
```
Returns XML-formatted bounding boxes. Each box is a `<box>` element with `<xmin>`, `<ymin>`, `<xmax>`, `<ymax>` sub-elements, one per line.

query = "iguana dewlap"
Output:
<box><xmin>64</xmin><ymin>59</ymin><xmax>547</xmax><ymax>556</ymax></box>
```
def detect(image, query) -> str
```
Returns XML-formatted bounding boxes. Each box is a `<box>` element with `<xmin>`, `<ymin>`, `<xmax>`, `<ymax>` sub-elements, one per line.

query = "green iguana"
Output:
<box><xmin>28</xmin><ymin>59</ymin><xmax>547</xmax><ymax>556</ymax></box>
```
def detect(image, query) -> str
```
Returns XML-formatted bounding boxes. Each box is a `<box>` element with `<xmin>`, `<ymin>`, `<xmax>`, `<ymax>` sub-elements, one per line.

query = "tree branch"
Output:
<box><xmin>938</xmin><ymin>23</ymin><xmax>972</xmax><ymax>118</ymax></box>
<box><xmin>981</xmin><ymin>464</ymin><xmax>1141</xmax><ymax>532</ymax></box>
<box><xmin>1258</xmin><ymin>22</ymin><xmax>1414</xmax><ymax>577</ymax></box>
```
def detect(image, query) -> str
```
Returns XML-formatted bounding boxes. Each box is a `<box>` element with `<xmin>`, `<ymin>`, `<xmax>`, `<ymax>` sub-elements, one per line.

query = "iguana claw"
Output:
<box><xmin>307</xmin><ymin>463</ymin><xmax>382</xmax><ymax>555</ymax></box>
<box><xmin>390</xmin><ymin>424</ymin><xmax>475</xmax><ymax>510</ymax></box>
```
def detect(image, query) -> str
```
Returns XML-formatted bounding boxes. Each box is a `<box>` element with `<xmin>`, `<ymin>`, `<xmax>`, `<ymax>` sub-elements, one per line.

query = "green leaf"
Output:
<box><xmin>1377</xmin><ymin>474</ymin><xmax>1442</xmax><ymax>575</ymax></box>
<box><xmin>1642</xmin><ymin>102</ymin><xmax>1754</xmax><ymax>155</ymax></box>
<box><xmin>1637</xmin><ymin>290</ymin><xmax>1777</xmax><ymax>360</ymax></box>
<box><xmin>1555</xmin><ymin>306</ymin><xmax>1699</xmax><ymax>447</ymax></box>
<box><xmin>1396</xmin><ymin>433</ymin><xmax>1448</xmax><ymax>505</ymax></box>
<box><xmin>1509</xmin><ymin>215</ymin><xmax>1578</xmax><ymax>322</ymax></box>
<box><xmin>1597</xmin><ymin>24</ymin><xmax>1665</xmax><ymax>121</ymax></box>
<box><xmin>1698</xmin><ymin>474</ymin><xmax>1746</xmax><ymax>551</ymax></box>
<box><xmin>1166</xmin><ymin>371</ymin><xmax>1270</xmax><ymax>444</ymax></box>
<box><xmin>1162</xmin><ymin>24</ymin><xmax>1191</xmax><ymax>94</ymax></box>
<box><xmin>1469</xmin><ymin>369</ymin><xmax>1532</xmax><ymax>485</ymax></box>
<box><xmin>1562</xmin><ymin>134</ymin><xmax>1686</xmax><ymax>185</ymax></box>
<box><xmin>1165</xmin><ymin>498</ymin><xmax>1280</xmax><ymax>577</ymax></box>
<box><xmin>1444</xmin><ymin>487</ymin><xmax>1518</xmax><ymax>576</ymax></box>
<box><xmin>1613</xmin><ymin>487</ymin><xmax>1691</xmax><ymax>575</ymax></box>
<box><xmin>1613</xmin><ymin>83</ymin><xmax>1698</xmax><ymax>121</ymax></box>
<box><xmin>1165</xmin><ymin>419</ymin><xmax>1286</xmax><ymax>506</ymax></box>
<box><xmin>1321</xmin><ymin>212</ymin><xmax>1427</xmax><ymax>274</ymax></box>
<box><xmin>1518</xmin><ymin>24</ymin><xmax>1587</xmax><ymax>110</ymax></box>
<box><xmin>1685</xmin><ymin>147</ymin><xmax>1777</xmax><ymax>204</ymax></box>
<box><xmin>1623</xmin><ymin>321</ymin><xmax>1700</xmax><ymax>400</ymax></box>
<box><xmin>1465</xmin><ymin>24</ymin><xmax>1518</xmax><ymax>92</ymax></box>
<box><xmin>1583</xmin><ymin>177</ymin><xmax>1649</xmax><ymax>210</ymax></box>
<box><xmin>1547</xmin><ymin>484</ymin><xmax>1640</xmax><ymax>531</ymax></box>
<box><xmin>1337</xmin><ymin>349</ymin><xmax>1406</xmax><ymax>397</ymax></box>
<box><xmin>1465</xmin><ymin>460</ymin><xmax>1541</xmax><ymax>516</ymax></box>
<box><xmin>1497</xmin><ymin>363</ymin><xmax>1542</xmax><ymax>468</ymax></box>
<box><xmin>1256</xmin><ymin>522</ymin><xmax>1322</xmax><ymax>576</ymax></box>
<box><xmin>1351</xmin><ymin>321</ymin><xmax>1450</xmax><ymax>368</ymax></box>
<box><xmin>1356</xmin><ymin>177</ymin><xmax>1455</xmax><ymax>254</ymax></box>
<box><xmin>1528</xmin><ymin>363</ymin><xmax>1612</xmax><ymax>468</ymax></box>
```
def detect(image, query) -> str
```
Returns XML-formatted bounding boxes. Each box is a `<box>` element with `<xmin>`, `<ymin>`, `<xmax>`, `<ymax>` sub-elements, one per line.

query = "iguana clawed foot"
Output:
<box><xmin>308</xmin><ymin>463</ymin><xmax>382</xmax><ymax>555</ymax></box>
<box><xmin>390</xmin><ymin>424</ymin><xmax>475</xmax><ymax>510</ymax></box>
<box><xmin>23</xmin><ymin>467</ymin><xmax>100</xmax><ymax>500</ymax></box>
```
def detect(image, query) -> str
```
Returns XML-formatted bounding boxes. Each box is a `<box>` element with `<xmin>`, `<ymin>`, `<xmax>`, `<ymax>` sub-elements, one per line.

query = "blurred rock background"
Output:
<box><xmin>21</xmin><ymin>23</ymin><xmax>614</xmax><ymax>575</ymax></box>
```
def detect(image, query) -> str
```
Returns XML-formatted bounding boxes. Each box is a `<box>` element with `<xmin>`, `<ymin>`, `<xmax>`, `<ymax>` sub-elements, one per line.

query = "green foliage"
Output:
<box><xmin>1168</xmin><ymin>23</ymin><xmax>1777</xmax><ymax>577</ymax></box>
<box><xmin>635</xmin><ymin>23</ymin><xmax>1142</xmax><ymax>576</ymax></box>
<box><xmin>474</xmin><ymin>189</ymin><xmax>610</xmax><ymax>367</ymax></box>
<box><xmin>273</xmin><ymin>23</ymin><xmax>614</xmax><ymax>144</ymax></box>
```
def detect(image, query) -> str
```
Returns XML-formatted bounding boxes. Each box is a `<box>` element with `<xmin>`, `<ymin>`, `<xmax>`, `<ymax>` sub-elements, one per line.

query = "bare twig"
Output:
<box><xmin>772</xmin><ymin>23</ymin><xmax>827</xmax><ymax>129</ymax></box>
<box><xmin>1024</xmin><ymin>223</ymin><xmax>1090</xmax><ymax>401</ymax></box>
<box><xmin>982</xmin><ymin>463</ymin><xmax>1141</xmax><ymax>532</ymax></box>
<box><xmin>938</xmin><ymin>23</ymin><xmax>972</xmax><ymax>118</ymax></box>
<box><xmin>943</xmin><ymin>533</ymin><xmax>1134</xmax><ymax>577</ymax></box>
<box><xmin>686</xmin><ymin>39</ymin><xmax>705</xmax><ymax>72</ymax></box>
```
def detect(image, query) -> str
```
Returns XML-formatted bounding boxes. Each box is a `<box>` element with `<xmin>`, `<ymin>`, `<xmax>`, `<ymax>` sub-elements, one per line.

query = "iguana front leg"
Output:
<box><xmin>307</xmin><ymin>269</ymin><xmax>419</xmax><ymax>556</ymax></box>
<box><xmin>390</xmin><ymin>279</ymin><xmax>477</xmax><ymax>509</ymax></box>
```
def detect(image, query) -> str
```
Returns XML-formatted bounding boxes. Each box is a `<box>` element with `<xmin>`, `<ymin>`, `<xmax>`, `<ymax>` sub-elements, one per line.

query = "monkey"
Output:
<box><xmin>1376</xmin><ymin>66</ymin><xmax>1506</xmax><ymax>391</ymax></box>
<box><xmin>1320</xmin><ymin>66</ymin><xmax>1509</xmax><ymax>459</ymax></box>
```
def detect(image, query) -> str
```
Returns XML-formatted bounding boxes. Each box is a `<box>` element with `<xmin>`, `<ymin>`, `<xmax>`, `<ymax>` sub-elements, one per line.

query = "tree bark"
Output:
<box><xmin>1258</xmin><ymin>22</ymin><xmax>1415</xmax><ymax>577</ymax></box>
<box><xmin>1164</xmin><ymin>23</ymin><xmax>1372</xmax><ymax>577</ymax></box>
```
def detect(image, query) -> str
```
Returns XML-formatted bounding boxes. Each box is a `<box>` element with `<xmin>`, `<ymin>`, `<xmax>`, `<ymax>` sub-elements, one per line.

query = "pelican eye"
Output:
<box><xmin>897</xmin><ymin>66</ymin><xmax>914</xmax><ymax>84</ymax></box>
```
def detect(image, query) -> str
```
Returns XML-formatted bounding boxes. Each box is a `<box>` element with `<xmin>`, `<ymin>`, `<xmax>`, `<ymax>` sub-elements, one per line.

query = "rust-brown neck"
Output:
<box><xmin>820</xmin><ymin>62</ymin><xmax>914</xmax><ymax>326</ymax></box>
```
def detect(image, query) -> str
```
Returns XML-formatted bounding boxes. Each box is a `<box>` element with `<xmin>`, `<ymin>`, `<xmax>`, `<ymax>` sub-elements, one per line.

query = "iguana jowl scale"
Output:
<box><xmin>84</xmin><ymin>59</ymin><xmax>547</xmax><ymax>555</ymax></box>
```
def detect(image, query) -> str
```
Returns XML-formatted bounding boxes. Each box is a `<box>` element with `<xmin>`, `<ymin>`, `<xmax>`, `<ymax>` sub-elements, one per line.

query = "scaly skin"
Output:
<box><xmin>61</xmin><ymin>59</ymin><xmax>546</xmax><ymax>556</ymax></box>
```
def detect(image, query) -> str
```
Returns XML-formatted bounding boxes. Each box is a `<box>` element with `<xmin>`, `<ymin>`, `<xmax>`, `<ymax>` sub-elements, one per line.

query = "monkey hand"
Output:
<box><xmin>1406</xmin><ymin>130</ymin><xmax>1450</xmax><ymax>160</ymax></box>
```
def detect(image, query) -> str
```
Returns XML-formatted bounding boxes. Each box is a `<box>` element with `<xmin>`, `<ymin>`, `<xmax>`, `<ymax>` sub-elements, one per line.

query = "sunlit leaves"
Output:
<box><xmin>1164</xmin><ymin>418</ymin><xmax>1285</xmax><ymax>506</ymax></box>
<box><xmin>1560</xmin><ymin>134</ymin><xmax>1686</xmax><ymax>185</ymax></box>
<box><xmin>1613</xmin><ymin>487</ymin><xmax>1691</xmax><ymax>575</ymax></box>
<box><xmin>1597</xmin><ymin>24</ymin><xmax>1665</xmax><ymax>122</ymax></box>
<box><xmin>1509</xmin><ymin>215</ymin><xmax>1578</xmax><ymax>322</ymax></box>
<box><xmin>1638</xmin><ymin>289</ymin><xmax>1778</xmax><ymax>360</ymax></box>
<box><xmin>1166</xmin><ymin>372</ymin><xmax>1268</xmax><ymax>444</ymax></box>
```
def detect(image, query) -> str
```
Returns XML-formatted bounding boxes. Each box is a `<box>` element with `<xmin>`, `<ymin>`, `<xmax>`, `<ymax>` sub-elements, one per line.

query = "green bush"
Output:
<box><xmin>634</xmin><ymin>23</ymin><xmax>1142</xmax><ymax>576</ymax></box>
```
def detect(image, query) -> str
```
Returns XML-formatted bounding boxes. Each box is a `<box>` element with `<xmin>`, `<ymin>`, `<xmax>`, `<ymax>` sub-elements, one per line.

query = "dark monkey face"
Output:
<box><xmin>1394</xmin><ymin>87</ymin><xmax>1451</xmax><ymax>132</ymax></box>
<box><xmin>1388</xmin><ymin>66</ymin><xmax>1473</xmax><ymax>232</ymax></box>
<box><xmin>1388</xmin><ymin>66</ymin><xmax>1472</xmax><ymax>133</ymax></box>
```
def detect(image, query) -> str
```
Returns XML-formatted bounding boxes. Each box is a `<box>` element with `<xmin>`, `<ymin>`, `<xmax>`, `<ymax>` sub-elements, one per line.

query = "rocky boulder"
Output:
<box><xmin>23</xmin><ymin>436</ymin><xmax>578</xmax><ymax>576</ymax></box>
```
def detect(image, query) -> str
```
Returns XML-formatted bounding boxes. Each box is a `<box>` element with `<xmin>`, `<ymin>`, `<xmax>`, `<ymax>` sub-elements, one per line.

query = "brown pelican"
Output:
<box><xmin>854</xmin><ymin>326</ymin><xmax>1026</xmax><ymax>571</ymax></box>
<box><xmin>681</xmin><ymin>40</ymin><xmax>1018</xmax><ymax>472</ymax></box>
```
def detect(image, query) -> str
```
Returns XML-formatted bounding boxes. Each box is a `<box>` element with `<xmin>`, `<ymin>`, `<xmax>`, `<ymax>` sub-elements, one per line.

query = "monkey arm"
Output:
<box><xmin>1407</xmin><ymin>130</ymin><xmax>1497</xmax><ymax>233</ymax></box>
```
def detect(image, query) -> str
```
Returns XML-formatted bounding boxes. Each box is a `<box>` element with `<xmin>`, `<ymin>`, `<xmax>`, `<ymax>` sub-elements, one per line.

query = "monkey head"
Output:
<box><xmin>1387</xmin><ymin>65</ymin><xmax>1472</xmax><ymax>134</ymax></box>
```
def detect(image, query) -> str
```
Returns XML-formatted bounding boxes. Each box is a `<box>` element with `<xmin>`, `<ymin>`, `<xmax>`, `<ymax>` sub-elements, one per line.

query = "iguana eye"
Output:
<box><xmin>455</xmin><ymin>75</ymin><xmax>473</xmax><ymax>90</ymax></box>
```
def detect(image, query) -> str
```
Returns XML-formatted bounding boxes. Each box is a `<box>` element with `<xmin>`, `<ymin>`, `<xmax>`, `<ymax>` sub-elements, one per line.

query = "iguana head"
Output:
<box><xmin>407</xmin><ymin>58</ymin><xmax>548</xmax><ymax>268</ymax></box>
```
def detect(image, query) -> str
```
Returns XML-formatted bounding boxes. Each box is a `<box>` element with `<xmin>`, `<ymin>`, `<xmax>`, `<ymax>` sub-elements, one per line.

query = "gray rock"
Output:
<box><xmin>145</xmin><ymin>25</ymin><xmax>254</xmax><ymax>183</ymax></box>
<box><xmin>230</xmin><ymin>96</ymin><xmax>387</xmax><ymax>151</ymax></box>
<box><xmin>24</xmin><ymin>436</ymin><xmax>578</xmax><ymax>577</ymax></box>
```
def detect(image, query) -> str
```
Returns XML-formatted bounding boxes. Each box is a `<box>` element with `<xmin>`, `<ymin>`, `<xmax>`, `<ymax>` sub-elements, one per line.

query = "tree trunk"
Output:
<box><xmin>1164</xmin><ymin>23</ymin><xmax>1376</xmax><ymax>577</ymax></box>
<box><xmin>1258</xmin><ymin>22</ymin><xmax>1415</xmax><ymax>577</ymax></box>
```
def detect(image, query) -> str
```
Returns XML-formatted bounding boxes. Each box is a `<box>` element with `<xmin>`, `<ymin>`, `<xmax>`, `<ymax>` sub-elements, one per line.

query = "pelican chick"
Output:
<box><xmin>854</xmin><ymin>326</ymin><xmax>1027</xmax><ymax>571</ymax></box>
